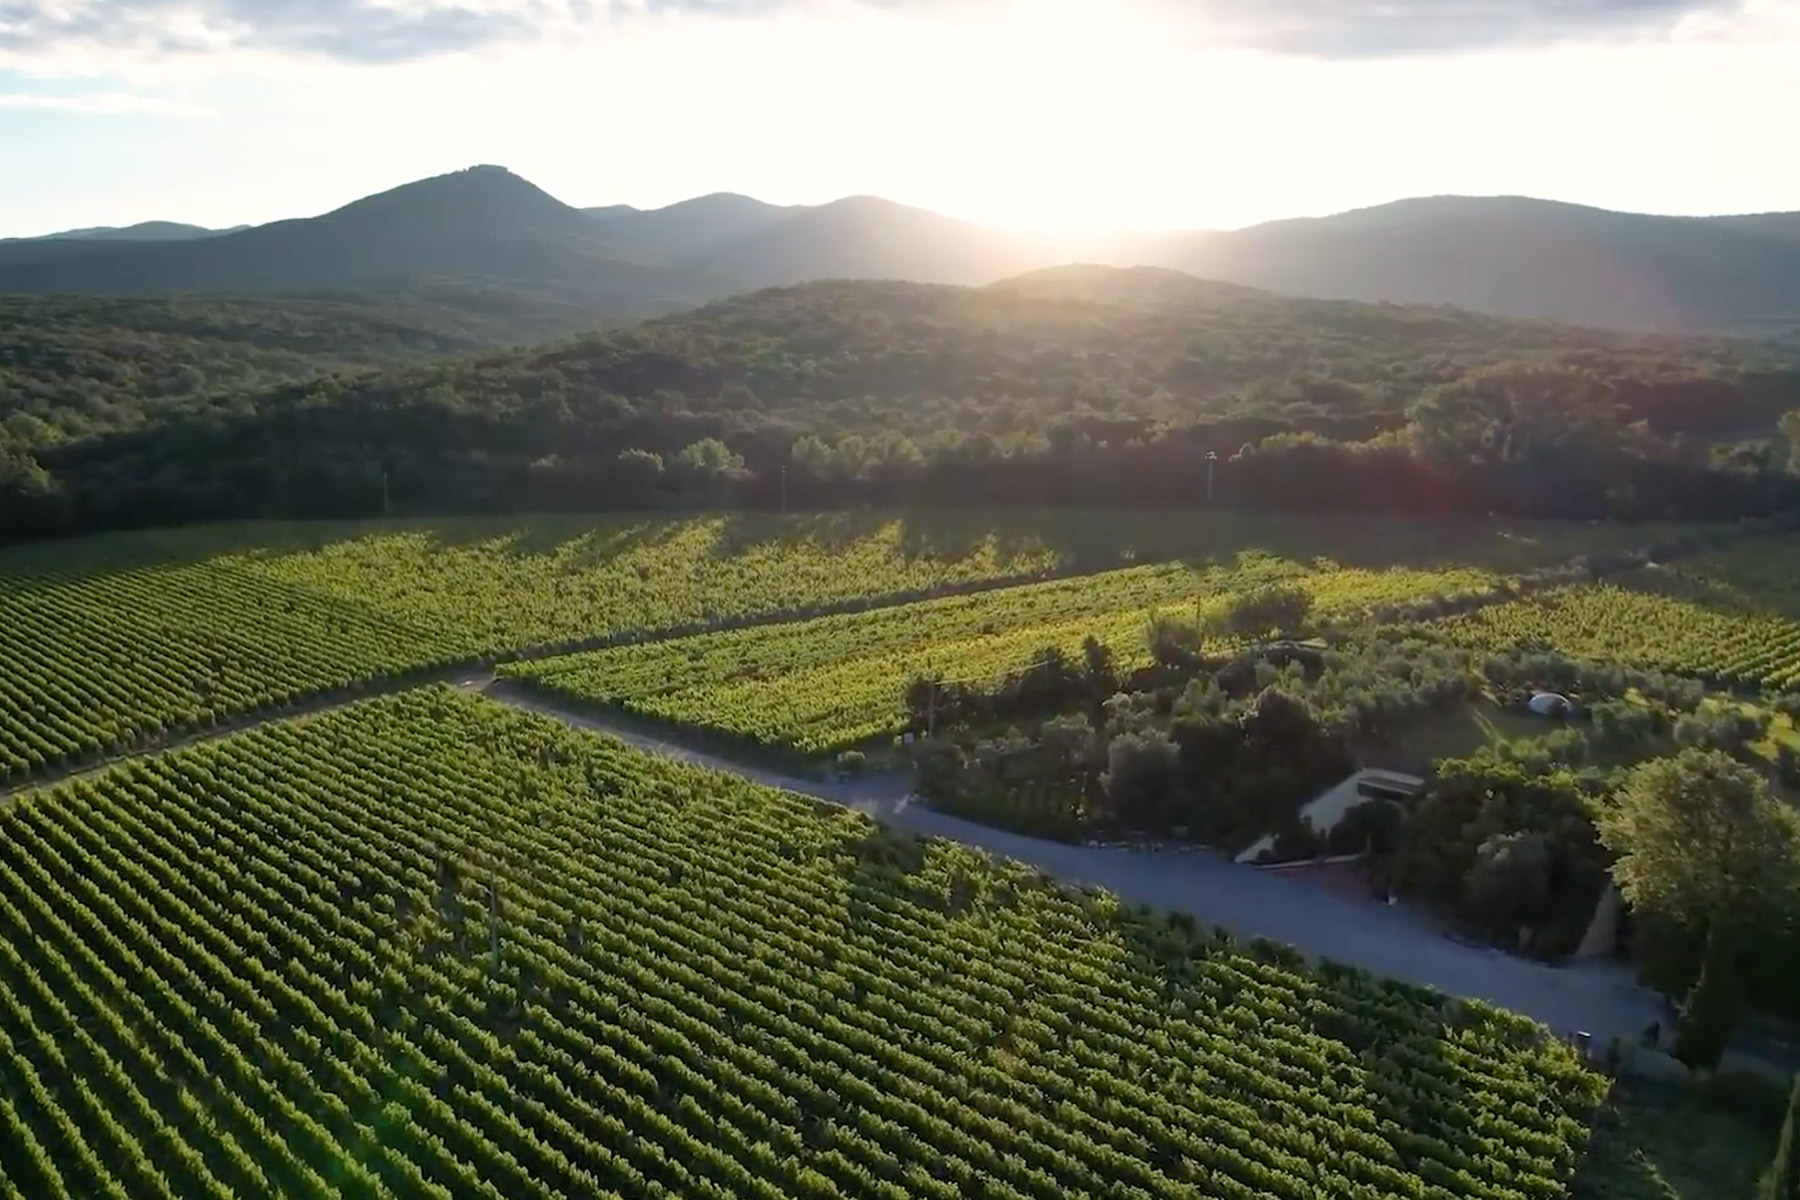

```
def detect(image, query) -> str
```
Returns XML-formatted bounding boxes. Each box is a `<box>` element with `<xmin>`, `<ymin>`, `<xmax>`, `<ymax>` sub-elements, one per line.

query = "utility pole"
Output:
<box><xmin>381</xmin><ymin>467</ymin><xmax>391</xmax><ymax>518</ymax></box>
<box><xmin>1205</xmin><ymin>451</ymin><xmax>1218</xmax><ymax>504</ymax></box>
<box><xmin>779</xmin><ymin>464</ymin><xmax>788</xmax><ymax>515</ymax></box>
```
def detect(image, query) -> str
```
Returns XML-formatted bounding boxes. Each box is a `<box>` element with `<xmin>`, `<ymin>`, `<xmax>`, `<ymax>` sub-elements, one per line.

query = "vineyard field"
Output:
<box><xmin>0</xmin><ymin>513</ymin><xmax>1058</xmax><ymax>788</ymax></box>
<box><xmin>1426</xmin><ymin>537</ymin><xmax>1800</xmax><ymax>690</ymax></box>
<box><xmin>0</xmin><ymin>688</ymin><xmax>1606</xmax><ymax>1200</ymax></box>
<box><xmin>506</xmin><ymin>556</ymin><xmax>1510</xmax><ymax>754</ymax></box>
<box><xmin>0</xmin><ymin>510</ymin><xmax>1657</xmax><ymax>786</ymax></box>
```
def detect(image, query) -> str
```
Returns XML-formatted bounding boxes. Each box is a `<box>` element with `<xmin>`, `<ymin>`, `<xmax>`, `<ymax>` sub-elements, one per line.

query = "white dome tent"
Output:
<box><xmin>1527</xmin><ymin>691</ymin><xmax>1575</xmax><ymax>717</ymax></box>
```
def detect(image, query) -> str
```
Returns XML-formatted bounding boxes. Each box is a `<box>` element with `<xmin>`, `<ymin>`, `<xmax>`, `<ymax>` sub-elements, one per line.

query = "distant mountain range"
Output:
<box><xmin>3</xmin><ymin>221</ymin><xmax>246</xmax><ymax>243</ymax></box>
<box><xmin>3</xmin><ymin>164</ymin><xmax>1797</xmax><ymax>335</ymax></box>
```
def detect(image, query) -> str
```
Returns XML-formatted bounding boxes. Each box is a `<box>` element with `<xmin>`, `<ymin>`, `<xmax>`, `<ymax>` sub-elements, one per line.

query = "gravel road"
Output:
<box><xmin>484</xmin><ymin>683</ymin><xmax>1671</xmax><ymax>1045</ymax></box>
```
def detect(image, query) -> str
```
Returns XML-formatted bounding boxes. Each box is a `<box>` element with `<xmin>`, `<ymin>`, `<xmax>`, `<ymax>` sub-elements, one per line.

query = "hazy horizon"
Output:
<box><xmin>3</xmin><ymin>0</ymin><xmax>1798</xmax><ymax>239</ymax></box>
<box><xmin>8</xmin><ymin>173</ymin><xmax>1800</xmax><ymax>244</ymax></box>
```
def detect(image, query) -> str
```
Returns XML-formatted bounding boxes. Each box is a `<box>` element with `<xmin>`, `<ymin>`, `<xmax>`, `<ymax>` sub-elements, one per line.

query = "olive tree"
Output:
<box><xmin>1216</xmin><ymin>584</ymin><xmax>1313</xmax><ymax>642</ymax></box>
<box><xmin>1601</xmin><ymin>749</ymin><xmax>1800</xmax><ymax>1068</ymax></box>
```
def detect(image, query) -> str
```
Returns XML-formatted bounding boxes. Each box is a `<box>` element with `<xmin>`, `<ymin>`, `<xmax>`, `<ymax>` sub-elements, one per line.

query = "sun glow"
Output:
<box><xmin>9</xmin><ymin>0</ymin><xmax>1799</xmax><ymax>238</ymax></box>
<box><xmin>887</xmin><ymin>0</ymin><xmax>1217</xmax><ymax>232</ymax></box>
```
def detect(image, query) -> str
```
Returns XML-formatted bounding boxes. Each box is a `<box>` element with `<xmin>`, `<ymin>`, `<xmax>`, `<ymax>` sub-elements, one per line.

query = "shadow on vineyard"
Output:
<box><xmin>1571</xmin><ymin>1085</ymin><xmax>1778</xmax><ymax>1199</ymax></box>
<box><xmin>398</xmin><ymin>515</ymin><xmax>723</xmax><ymax>564</ymax></box>
<box><xmin>0</xmin><ymin>505</ymin><xmax>1681</xmax><ymax>579</ymax></box>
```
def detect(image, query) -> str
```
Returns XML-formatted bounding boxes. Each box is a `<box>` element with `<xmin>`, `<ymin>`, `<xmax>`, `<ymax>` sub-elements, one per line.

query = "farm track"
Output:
<box><xmin>2</xmin><ymin>655</ymin><xmax>1675</xmax><ymax>1049</ymax></box>
<box><xmin>0</xmin><ymin>662</ymin><xmax>489</xmax><ymax>804</ymax></box>
<box><xmin>482</xmin><ymin>680</ymin><xmax>1672</xmax><ymax>1049</ymax></box>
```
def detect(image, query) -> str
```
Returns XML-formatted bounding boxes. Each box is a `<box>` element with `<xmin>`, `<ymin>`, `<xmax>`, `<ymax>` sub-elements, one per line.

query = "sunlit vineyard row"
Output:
<box><xmin>0</xmin><ymin>689</ymin><xmax>1605</xmax><ymax>1200</ymax></box>
<box><xmin>0</xmin><ymin>511</ymin><xmax>1640</xmax><ymax>785</ymax></box>
<box><xmin>1427</xmin><ymin>539</ymin><xmax>1800</xmax><ymax>690</ymax></box>
<box><xmin>505</xmin><ymin>557</ymin><xmax>1505</xmax><ymax>754</ymax></box>
<box><xmin>0</xmin><ymin>515</ymin><xmax>1063</xmax><ymax>786</ymax></box>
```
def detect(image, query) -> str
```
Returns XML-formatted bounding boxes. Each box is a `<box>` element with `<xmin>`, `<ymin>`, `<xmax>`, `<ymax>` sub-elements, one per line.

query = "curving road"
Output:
<box><xmin>482</xmin><ymin>681</ymin><xmax>1671</xmax><ymax>1047</ymax></box>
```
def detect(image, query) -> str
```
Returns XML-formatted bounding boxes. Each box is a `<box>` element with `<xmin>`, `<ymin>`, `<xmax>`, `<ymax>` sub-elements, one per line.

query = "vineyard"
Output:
<box><xmin>0</xmin><ymin>689</ymin><xmax>1606</xmax><ymax>1200</ymax></box>
<box><xmin>505</xmin><ymin>557</ymin><xmax>1510</xmax><ymax>754</ymax></box>
<box><xmin>0</xmin><ymin>514</ymin><xmax>1057</xmax><ymax>786</ymax></box>
<box><xmin>1426</xmin><ymin>538</ymin><xmax>1800</xmax><ymax>690</ymax></box>
<box><xmin>0</xmin><ymin>511</ymin><xmax>1648</xmax><ymax>786</ymax></box>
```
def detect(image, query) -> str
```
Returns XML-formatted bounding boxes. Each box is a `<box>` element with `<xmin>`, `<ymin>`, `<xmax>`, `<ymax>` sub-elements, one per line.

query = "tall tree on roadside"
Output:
<box><xmin>1601</xmin><ymin>749</ymin><xmax>1800</xmax><ymax>1069</ymax></box>
<box><xmin>1763</xmin><ymin>1073</ymin><xmax>1800</xmax><ymax>1200</ymax></box>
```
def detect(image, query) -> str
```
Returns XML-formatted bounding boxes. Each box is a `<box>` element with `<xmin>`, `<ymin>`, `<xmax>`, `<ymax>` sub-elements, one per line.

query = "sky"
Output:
<box><xmin>2</xmin><ymin>0</ymin><xmax>1798</xmax><ymax>238</ymax></box>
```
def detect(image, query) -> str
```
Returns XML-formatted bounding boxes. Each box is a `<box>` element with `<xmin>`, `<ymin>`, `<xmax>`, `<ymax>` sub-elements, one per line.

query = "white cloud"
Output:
<box><xmin>0</xmin><ymin>88</ymin><xmax>201</xmax><ymax>113</ymax></box>
<box><xmin>1162</xmin><ymin>0</ymin><xmax>1756</xmax><ymax>56</ymax></box>
<box><xmin>0</xmin><ymin>0</ymin><xmax>1763</xmax><ymax>75</ymax></box>
<box><xmin>0</xmin><ymin>0</ymin><xmax>1794</xmax><ymax>237</ymax></box>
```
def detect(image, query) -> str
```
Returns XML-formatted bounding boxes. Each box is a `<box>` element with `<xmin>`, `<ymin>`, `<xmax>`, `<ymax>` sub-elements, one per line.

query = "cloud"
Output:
<box><xmin>0</xmin><ymin>0</ymin><xmax>592</xmax><ymax>65</ymax></box>
<box><xmin>0</xmin><ymin>0</ymin><xmax>1762</xmax><ymax>68</ymax></box>
<box><xmin>0</xmin><ymin>88</ymin><xmax>201</xmax><ymax>113</ymax></box>
<box><xmin>1182</xmin><ymin>0</ymin><xmax>1755</xmax><ymax>57</ymax></box>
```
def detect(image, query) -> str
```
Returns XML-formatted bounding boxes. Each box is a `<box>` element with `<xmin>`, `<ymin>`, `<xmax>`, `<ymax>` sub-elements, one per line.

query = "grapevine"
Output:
<box><xmin>0</xmin><ymin>511</ymin><xmax>1666</xmax><ymax>784</ymax></box>
<box><xmin>1427</xmin><ymin>541</ymin><xmax>1800</xmax><ymax>690</ymax></box>
<box><xmin>0</xmin><ymin>689</ymin><xmax>1606</xmax><ymax>1199</ymax></box>
<box><xmin>505</xmin><ymin>558</ymin><xmax>1504</xmax><ymax>753</ymax></box>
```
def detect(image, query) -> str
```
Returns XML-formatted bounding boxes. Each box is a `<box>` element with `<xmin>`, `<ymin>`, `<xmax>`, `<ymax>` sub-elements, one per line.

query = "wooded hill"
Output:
<box><xmin>5</xmin><ymin>266</ymin><xmax>1798</xmax><ymax>543</ymax></box>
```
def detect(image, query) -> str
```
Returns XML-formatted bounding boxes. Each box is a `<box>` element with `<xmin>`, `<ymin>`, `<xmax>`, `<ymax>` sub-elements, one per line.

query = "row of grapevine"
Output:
<box><xmin>1427</xmin><ymin>543</ymin><xmax>1800</xmax><ymax>690</ymax></box>
<box><xmin>0</xmin><ymin>515</ymin><xmax>1071</xmax><ymax>786</ymax></box>
<box><xmin>0</xmin><ymin>510</ymin><xmax>1674</xmax><ymax>786</ymax></box>
<box><xmin>0</xmin><ymin>689</ymin><xmax>1605</xmax><ymax>1199</ymax></box>
<box><xmin>504</xmin><ymin>559</ymin><xmax>1505</xmax><ymax>754</ymax></box>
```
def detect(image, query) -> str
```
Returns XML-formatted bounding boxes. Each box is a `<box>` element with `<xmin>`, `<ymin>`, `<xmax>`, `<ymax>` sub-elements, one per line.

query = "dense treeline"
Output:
<box><xmin>5</xmin><ymin>269</ymin><xmax>1800</xmax><ymax>542</ymax></box>
<box><xmin>0</xmin><ymin>290</ymin><xmax>619</xmax><ymax>441</ymax></box>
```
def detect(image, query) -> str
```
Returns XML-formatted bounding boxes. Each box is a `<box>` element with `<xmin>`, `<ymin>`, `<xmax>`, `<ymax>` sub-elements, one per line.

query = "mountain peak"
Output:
<box><xmin>315</xmin><ymin>164</ymin><xmax>584</xmax><ymax>233</ymax></box>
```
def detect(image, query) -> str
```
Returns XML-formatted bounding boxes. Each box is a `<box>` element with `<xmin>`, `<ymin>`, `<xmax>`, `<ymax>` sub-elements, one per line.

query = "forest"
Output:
<box><xmin>4</xmin><ymin>267</ymin><xmax>1800</xmax><ymax>543</ymax></box>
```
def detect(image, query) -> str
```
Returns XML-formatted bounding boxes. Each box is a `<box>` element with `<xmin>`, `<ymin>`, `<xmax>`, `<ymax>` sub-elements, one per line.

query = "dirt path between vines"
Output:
<box><xmin>0</xmin><ymin>664</ymin><xmax>493</xmax><ymax>806</ymax></box>
<box><xmin>480</xmin><ymin>681</ymin><xmax>1674</xmax><ymax>1049</ymax></box>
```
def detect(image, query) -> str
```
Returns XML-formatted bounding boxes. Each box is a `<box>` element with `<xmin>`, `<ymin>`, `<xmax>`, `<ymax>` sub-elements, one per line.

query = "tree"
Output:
<box><xmin>1779</xmin><ymin>409</ymin><xmax>1800</xmax><ymax>475</ymax></box>
<box><xmin>612</xmin><ymin>448</ymin><xmax>665</xmax><ymax>496</ymax></box>
<box><xmin>790</xmin><ymin>435</ymin><xmax>836</xmax><ymax>481</ymax></box>
<box><xmin>0</xmin><ymin>442</ymin><xmax>60</xmax><ymax>540</ymax></box>
<box><xmin>1101</xmin><ymin>732</ymin><xmax>1182</xmax><ymax>830</ymax></box>
<box><xmin>1217</xmin><ymin>584</ymin><xmax>1313</xmax><ymax>642</ymax></box>
<box><xmin>1408</xmin><ymin>363</ymin><xmax>1625</xmax><ymax>467</ymax></box>
<box><xmin>1763</xmin><ymin>1073</ymin><xmax>1800</xmax><ymax>1200</ymax></box>
<box><xmin>1601</xmin><ymin>749</ymin><xmax>1800</xmax><ymax>1068</ymax></box>
<box><xmin>670</xmin><ymin>439</ymin><xmax>749</xmax><ymax>500</ymax></box>
<box><xmin>1080</xmin><ymin>635</ymin><xmax>1115</xmax><ymax>687</ymax></box>
<box><xmin>1145</xmin><ymin>613</ymin><xmax>1202</xmax><ymax>670</ymax></box>
<box><xmin>1464</xmin><ymin>831</ymin><xmax>1553</xmax><ymax>937</ymax></box>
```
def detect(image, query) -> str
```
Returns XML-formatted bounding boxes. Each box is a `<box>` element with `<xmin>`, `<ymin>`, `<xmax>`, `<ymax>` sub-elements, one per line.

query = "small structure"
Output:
<box><xmin>1236</xmin><ymin>768</ymin><xmax>1423</xmax><ymax>864</ymax></box>
<box><xmin>1527</xmin><ymin>691</ymin><xmax>1574</xmax><ymax>717</ymax></box>
<box><xmin>1354</xmin><ymin>770</ymin><xmax>1424</xmax><ymax>804</ymax></box>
